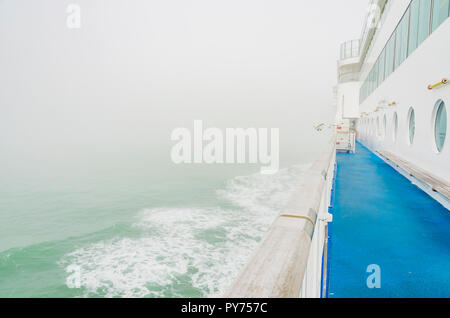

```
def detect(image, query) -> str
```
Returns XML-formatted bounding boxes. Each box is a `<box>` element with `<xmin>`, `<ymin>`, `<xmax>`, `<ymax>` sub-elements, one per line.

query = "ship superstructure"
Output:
<box><xmin>337</xmin><ymin>0</ymin><xmax>450</xmax><ymax>189</ymax></box>
<box><xmin>226</xmin><ymin>0</ymin><xmax>450</xmax><ymax>298</ymax></box>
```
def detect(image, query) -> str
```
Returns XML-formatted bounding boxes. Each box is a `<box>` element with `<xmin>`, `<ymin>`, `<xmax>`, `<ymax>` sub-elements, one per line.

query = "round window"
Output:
<box><xmin>393</xmin><ymin>112</ymin><xmax>398</xmax><ymax>142</ymax></box>
<box><xmin>408</xmin><ymin>108</ymin><xmax>415</xmax><ymax>145</ymax></box>
<box><xmin>434</xmin><ymin>101</ymin><xmax>447</xmax><ymax>152</ymax></box>
<box><xmin>376</xmin><ymin>117</ymin><xmax>380</xmax><ymax>137</ymax></box>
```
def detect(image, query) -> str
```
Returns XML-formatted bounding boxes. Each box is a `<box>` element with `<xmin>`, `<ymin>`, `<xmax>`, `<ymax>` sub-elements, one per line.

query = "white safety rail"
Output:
<box><xmin>226</xmin><ymin>137</ymin><xmax>336</xmax><ymax>298</ymax></box>
<box><xmin>299</xmin><ymin>145</ymin><xmax>335</xmax><ymax>298</ymax></box>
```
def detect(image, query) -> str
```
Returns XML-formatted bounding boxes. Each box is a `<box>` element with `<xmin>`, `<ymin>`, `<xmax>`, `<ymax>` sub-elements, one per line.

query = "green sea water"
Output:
<box><xmin>0</xmin><ymin>161</ymin><xmax>309</xmax><ymax>297</ymax></box>
<box><xmin>0</xmin><ymin>0</ymin><xmax>338</xmax><ymax>299</ymax></box>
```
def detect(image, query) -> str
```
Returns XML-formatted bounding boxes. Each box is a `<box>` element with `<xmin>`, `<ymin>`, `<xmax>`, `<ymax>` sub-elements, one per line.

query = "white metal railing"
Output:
<box><xmin>339</xmin><ymin>39</ymin><xmax>360</xmax><ymax>60</ymax></box>
<box><xmin>226</xmin><ymin>136</ymin><xmax>336</xmax><ymax>298</ymax></box>
<box><xmin>299</xmin><ymin>147</ymin><xmax>335</xmax><ymax>298</ymax></box>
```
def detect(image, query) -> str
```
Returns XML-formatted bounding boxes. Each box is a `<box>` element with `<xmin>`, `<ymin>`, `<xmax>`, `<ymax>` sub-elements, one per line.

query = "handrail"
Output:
<box><xmin>428</xmin><ymin>78</ymin><xmax>448</xmax><ymax>90</ymax></box>
<box><xmin>225</xmin><ymin>136</ymin><xmax>336</xmax><ymax>298</ymax></box>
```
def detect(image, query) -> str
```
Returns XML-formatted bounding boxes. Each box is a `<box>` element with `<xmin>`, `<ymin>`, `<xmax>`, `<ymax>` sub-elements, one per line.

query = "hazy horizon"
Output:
<box><xmin>0</xmin><ymin>0</ymin><xmax>373</xmax><ymax>298</ymax></box>
<box><xmin>0</xmin><ymin>0</ymin><xmax>369</xmax><ymax>175</ymax></box>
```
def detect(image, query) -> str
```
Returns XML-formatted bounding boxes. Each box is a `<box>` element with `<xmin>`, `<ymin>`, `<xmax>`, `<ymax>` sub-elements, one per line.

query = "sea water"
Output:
<box><xmin>0</xmin><ymin>162</ymin><xmax>310</xmax><ymax>297</ymax></box>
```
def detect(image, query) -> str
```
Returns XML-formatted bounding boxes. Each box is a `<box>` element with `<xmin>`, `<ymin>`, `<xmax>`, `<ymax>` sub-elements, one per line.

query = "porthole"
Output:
<box><xmin>376</xmin><ymin>117</ymin><xmax>380</xmax><ymax>137</ymax></box>
<box><xmin>393</xmin><ymin>112</ymin><xmax>398</xmax><ymax>142</ymax></box>
<box><xmin>433</xmin><ymin>100</ymin><xmax>447</xmax><ymax>153</ymax></box>
<box><xmin>407</xmin><ymin>108</ymin><xmax>415</xmax><ymax>146</ymax></box>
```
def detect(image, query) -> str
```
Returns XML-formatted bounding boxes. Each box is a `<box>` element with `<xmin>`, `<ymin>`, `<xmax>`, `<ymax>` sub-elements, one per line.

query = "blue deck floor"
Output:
<box><xmin>328</xmin><ymin>142</ymin><xmax>450</xmax><ymax>298</ymax></box>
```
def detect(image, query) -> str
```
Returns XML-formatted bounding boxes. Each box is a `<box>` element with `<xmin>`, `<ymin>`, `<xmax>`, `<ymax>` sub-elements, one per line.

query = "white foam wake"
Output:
<box><xmin>61</xmin><ymin>164</ymin><xmax>310</xmax><ymax>298</ymax></box>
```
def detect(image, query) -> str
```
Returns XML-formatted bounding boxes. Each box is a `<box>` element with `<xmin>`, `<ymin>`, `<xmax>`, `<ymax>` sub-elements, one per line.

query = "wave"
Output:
<box><xmin>60</xmin><ymin>164</ymin><xmax>310</xmax><ymax>298</ymax></box>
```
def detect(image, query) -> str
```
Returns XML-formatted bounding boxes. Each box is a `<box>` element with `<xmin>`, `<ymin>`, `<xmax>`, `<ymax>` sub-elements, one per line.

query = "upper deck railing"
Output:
<box><xmin>337</xmin><ymin>0</ymin><xmax>389</xmax><ymax>84</ymax></box>
<box><xmin>226</xmin><ymin>136</ymin><xmax>336</xmax><ymax>298</ymax></box>
<box><xmin>340</xmin><ymin>39</ymin><xmax>360</xmax><ymax>60</ymax></box>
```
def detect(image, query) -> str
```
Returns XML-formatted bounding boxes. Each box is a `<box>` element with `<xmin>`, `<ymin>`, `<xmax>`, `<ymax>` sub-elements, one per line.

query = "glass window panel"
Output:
<box><xmin>372</xmin><ymin>67</ymin><xmax>376</xmax><ymax>93</ymax></box>
<box><xmin>368</xmin><ymin>79</ymin><xmax>370</xmax><ymax>98</ymax></box>
<box><xmin>432</xmin><ymin>0</ymin><xmax>450</xmax><ymax>32</ymax></box>
<box><xmin>345</xmin><ymin>42</ymin><xmax>352</xmax><ymax>58</ymax></box>
<box><xmin>409</xmin><ymin>0</ymin><xmax>420</xmax><ymax>55</ymax></box>
<box><xmin>374</xmin><ymin>59</ymin><xmax>379</xmax><ymax>89</ymax></box>
<box><xmin>363</xmin><ymin>82</ymin><xmax>367</xmax><ymax>99</ymax></box>
<box><xmin>352</xmin><ymin>40</ymin><xmax>360</xmax><ymax>56</ymax></box>
<box><xmin>395</xmin><ymin>8</ymin><xmax>410</xmax><ymax>69</ymax></box>
<box><xmin>363</xmin><ymin>81</ymin><xmax>366</xmax><ymax>102</ymax></box>
<box><xmin>363</xmin><ymin>81</ymin><xmax>367</xmax><ymax>101</ymax></box>
<box><xmin>361</xmin><ymin>80</ymin><xmax>366</xmax><ymax>103</ymax></box>
<box><xmin>361</xmin><ymin>84</ymin><xmax>364</xmax><ymax>103</ymax></box>
<box><xmin>378</xmin><ymin>49</ymin><xmax>386</xmax><ymax>84</ymax></box>
<box><xmin>418</xmin><ymin>0</ymin><xmax>432</xmax><ymax>45</ymax></box>
<box><xmin>435</xmin><ymin>101</ymin><xmax>447</xmax><ymax>152</ymax></box>
<box><xmin>367</xmin><ymin>79</ymin><xmax>369</xmax><ymax>97</ymax></box>
<box><xmin>385</xmin><ymin>33</ymin><xmax>396</xmax><ymax>77</ymax></box>
<box><xmin>394</xmin><ymin>22</ymin><xmax>401</xmax><ymax>69</ymax></box>
<box><xmin>360</xmin><ymin>85</ymin><xmax>363</xmax><ymax>103</ymax></box>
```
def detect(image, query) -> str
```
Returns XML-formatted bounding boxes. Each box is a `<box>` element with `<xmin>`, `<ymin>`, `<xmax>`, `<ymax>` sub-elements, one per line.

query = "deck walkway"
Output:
<box><xmin>328</xmin><ymin>142</ymin><xmax>450</xmax><ymax>298</ymax></box>
<box><xmin>377</xmin><ymin>150</ymin><xmax>450</xmax><ymax>199</ymax></box>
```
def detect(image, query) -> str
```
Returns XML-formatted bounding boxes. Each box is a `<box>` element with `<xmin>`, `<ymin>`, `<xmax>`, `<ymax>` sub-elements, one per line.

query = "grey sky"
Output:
<box><xmin>0</xmin><ymin>0</ymin><xmax>369</xmax><ymax>172</ymax></box>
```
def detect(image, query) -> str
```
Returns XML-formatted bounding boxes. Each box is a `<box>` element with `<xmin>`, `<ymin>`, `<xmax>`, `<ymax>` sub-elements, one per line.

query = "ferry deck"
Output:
<box><xmin>328</xmin><ymin>142</ymin><xmax>450</xmax><ymax>298</ymax></box>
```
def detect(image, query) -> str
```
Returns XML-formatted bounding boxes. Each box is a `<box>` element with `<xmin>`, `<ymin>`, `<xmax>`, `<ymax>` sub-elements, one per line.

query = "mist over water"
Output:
<box><xmin>1</xmin><ymin>164</ymin><xmax>309</xmax><ymax>297</ymax></box>
<box><xmin>0</xmin><ymin>0</ymin><xmax>369</xmax><ymax>297</ymax></box>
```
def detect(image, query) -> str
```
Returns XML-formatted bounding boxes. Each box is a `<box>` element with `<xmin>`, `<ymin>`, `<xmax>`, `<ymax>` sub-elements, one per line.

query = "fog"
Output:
<box><xmin>0</xmin><ymin>0</ymin><xmax>369</xmax><ymax>175</ymax></box>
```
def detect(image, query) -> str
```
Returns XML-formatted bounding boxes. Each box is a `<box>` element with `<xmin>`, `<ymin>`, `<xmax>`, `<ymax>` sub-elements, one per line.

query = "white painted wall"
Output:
<box><xmin>337</xmin><ymin>81</ymin><xmax>361</xmax><ymax>120</ymax></box>
<box><xmin>357</xmin><ymin>17</ymin><xmax>450</xmax><ymax>182</ymax></box>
